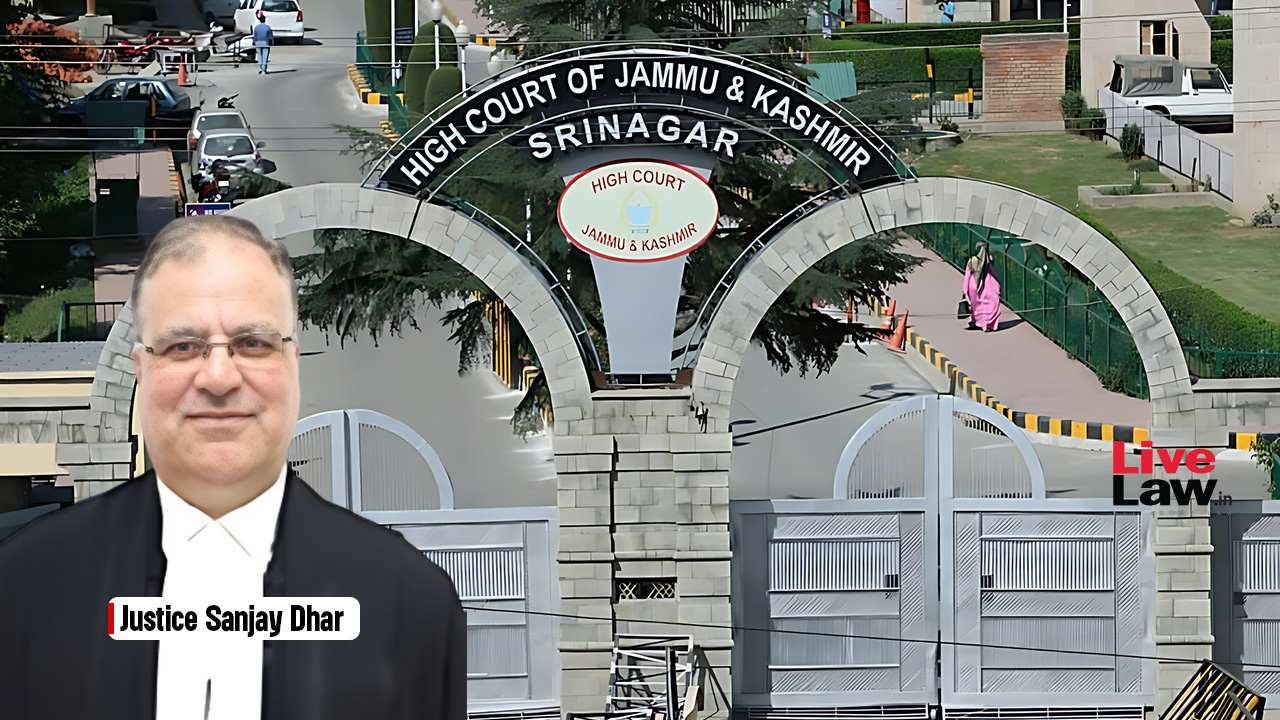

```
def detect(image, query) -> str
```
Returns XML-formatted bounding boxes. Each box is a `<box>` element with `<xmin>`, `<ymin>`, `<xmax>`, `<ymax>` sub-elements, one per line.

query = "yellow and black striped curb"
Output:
<box><xmin>379</xmin><ymin>119</ymin><xmax>401</xmax><ymax>143</ymax></box>
<box><xmin>167</xmin><ymin>151</ymin><xmax>186</xmax><ymax>207</ymax></box>
<box><xmin>1230</xmin><ymin>432</ymin><xmax>1280</xmax><ymax>451</ymax></box>
<box><xmin>868</xmin><ymin>296</ymin><xmax>1150</xmax><ymax>444</ymax></box>
<box><xmin>346</xmin><ymin>64</ymin><xmax>404</xmax><ymax>105</ymax></box>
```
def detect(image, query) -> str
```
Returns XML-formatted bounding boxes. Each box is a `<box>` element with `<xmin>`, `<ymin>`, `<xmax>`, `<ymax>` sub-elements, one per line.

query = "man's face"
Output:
<box><xmin>132</xmin><ymin>237</ymin><xmax>300</xmax><ymax>488</ymax></box>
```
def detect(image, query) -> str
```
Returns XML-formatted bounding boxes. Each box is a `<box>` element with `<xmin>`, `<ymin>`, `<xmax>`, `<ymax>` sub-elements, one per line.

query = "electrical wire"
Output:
<box><xmin>456</xmin><ymin>603</ymin><xmax>1274</xmax><ymax>669</ymax></box>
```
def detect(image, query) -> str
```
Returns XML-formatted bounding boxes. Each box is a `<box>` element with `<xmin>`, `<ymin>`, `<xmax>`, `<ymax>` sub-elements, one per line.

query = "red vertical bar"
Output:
<box><xmin>109</xmin><ymin>602</ymin><xmax>115</xmax><ymax>635</ymax></box>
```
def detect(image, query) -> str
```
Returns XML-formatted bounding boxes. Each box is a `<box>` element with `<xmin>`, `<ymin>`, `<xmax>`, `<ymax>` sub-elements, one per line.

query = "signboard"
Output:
<box><xmin>822</xmin><ymin>12</ymin><xmax>833</xmax><ymax>39</ymax></box>
<box><xmin>558</xmin><ymin>160</ymin><xmax>718</xmax><ymax>263</ymax></box>
<box><xmin>394</xmin><ymin>27</ymin><xmax>415</xmax><ymax>45</ymax></box>
<box><xmin>383</xmin><ymin>49</ymin><xmax>902</xmax><ymax>194</ymax></box>
<box><xmin>185</xmin><ymin>202</ymin><xmax>232</xmax><ymax>216</ymax></box>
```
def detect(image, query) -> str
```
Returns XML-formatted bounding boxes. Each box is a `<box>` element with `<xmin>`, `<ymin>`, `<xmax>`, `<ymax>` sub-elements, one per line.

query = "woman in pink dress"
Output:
<box><xmin>963</xmin><ymin>242</ymin><xmax>1001</xmax><ymax>332</ymax></box>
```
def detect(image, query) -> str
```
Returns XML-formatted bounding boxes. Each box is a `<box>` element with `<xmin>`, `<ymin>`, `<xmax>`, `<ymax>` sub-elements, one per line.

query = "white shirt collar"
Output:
<box><xmin>156</xmin><ymin>465</ymin><xmax>288</xmax><ymax>561</ymax></box>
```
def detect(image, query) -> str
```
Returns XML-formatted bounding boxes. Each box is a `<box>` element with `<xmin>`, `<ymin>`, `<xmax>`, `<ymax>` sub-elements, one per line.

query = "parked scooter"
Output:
<box><xmin>217</xmin><ymin>94</ymin><xmax>238</xmax><ymax>109</ymax></box>
<box><xmin>194</xmin><ymin>160</ymin><xmax>237</xmax><ymax>204</ymax></box>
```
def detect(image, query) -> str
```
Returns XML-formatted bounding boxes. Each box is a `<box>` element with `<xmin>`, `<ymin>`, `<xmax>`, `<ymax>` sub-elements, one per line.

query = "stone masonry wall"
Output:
<box><xmin>556</xmin><ymin>388</ymin><xmax>732</xmax><ymax>715</ymax></box>
<box><xmin>1193</xmin><ymin>378</ymin><xmax>1280</xmax><ymax>432</ymax></box>
<box><xmin>981</xmin><ymin>33</ymin><xmax>1069</xmax><ymax>123</ymax></box>
<box><xmin>1153</xmin><ymin>502</ymin><xmax>1213</xmax><ymax>712</ymax></box>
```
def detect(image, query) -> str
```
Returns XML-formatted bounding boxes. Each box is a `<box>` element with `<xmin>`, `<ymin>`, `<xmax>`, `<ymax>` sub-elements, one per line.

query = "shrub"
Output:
<box><xmin>939</xmin><ymin>118</ymin><xmax>959</xmax><ymax>133</ymax></box>
<box><xmin>1095</xmin><ymin>365</ymin><xmax>1128</xmax><ymax>394</ymax></box>
<box><xmin>403</xmin><ymin>23</ymin><xmax>457</xmax><ymax>115</ymax></box>
<box><xmin>2</xmin><ymin>283</ymin><xmax>95</xmax><ymax>343</ymax></box>
<box><xmin>1127</xmin><ymin>158</ymin><xmax>1159</xmax><ymax>173</ymax></box>
<box><xmin>6</xmin><ymin>18</ymin><xmax>99</xmax><ymax>83</ymax></box>
<box><xmin>424</xmin><ymin>65</ymin><xmax>462</xmax><ymax>114</ymax></box>
<box><xmin>1120</xmin><ymin>124</ymin><xmax>1144</xmax><ymax>160</ymax></box>
<box><xmin>1252</xmin><ymin>194</ymin><xmax>1280</xmax><ymax>227</ymax></box>
<box><xmin>1211</xmin><ymin>39</ymin><xmax>1233</xmax><ymax>84</ymax></box>
<box><xmin>1066</xmin><ymin>44</ymin><xmax>1081</xmax><ymax>91</ymax></box>
<box><xmin>1209</xmin><ymin>14</ymin><xmax>1232</xmax><ymax>36</ymax></box>
<box><xmin>812</xmin><ymin>39</ymin><xmax>981</xmax><ymax>87</ymax></box>
<box><xmin>832</xmin><ymin>17</ymin><xmax>1078</xmax><ymax>48</ymax></box>
<box><xmin>1060</xmin><ymin>90</ymin><xmax>1085</xmax><ymax>128</ymax></box>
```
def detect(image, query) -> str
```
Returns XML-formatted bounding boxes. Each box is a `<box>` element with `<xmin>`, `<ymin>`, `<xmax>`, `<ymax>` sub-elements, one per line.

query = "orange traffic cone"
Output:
<box><xmin>882</xmin><ymin>310</ymin><xmax>908</xmax><ymax>352</ymax></box>
<box><xmin>880</xmin><ymin>299</ymin><xmax>896</xmax><ymax>333</ymax></box>
<box><xmin>178</xmin><ymin>61</ymin><xmax>189</xmax><ymax>87</ymax></box>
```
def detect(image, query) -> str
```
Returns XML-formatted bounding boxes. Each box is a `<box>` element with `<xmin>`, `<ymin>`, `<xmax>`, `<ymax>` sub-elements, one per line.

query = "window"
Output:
<box><xmin>197</xmin><ymin>115</ymin><xmax>247</xmax><ymax>132</ymax></box>
<box><xmin>1191</xmin><ymin>68</ymin><xmax>1228</xmax><ymax>91</ymax></box>
<box><xmin>124</xmin><ymin>83</ymin><xmax>153</xmax><ymax>101</ymax></box>
<box><xmin>205</xmin><ymin>136</ymin><xmax>255</xmax><ymax>156</ymax></box>
<box><xmin>262</xmin><ymin>0</ymin><xmax>297</xmax><ymax>12</ymax></box>
<box><xmin>1141</xmin><ymin>20</ymin><xmax>1179</xmax><ymax>58</ymax></box>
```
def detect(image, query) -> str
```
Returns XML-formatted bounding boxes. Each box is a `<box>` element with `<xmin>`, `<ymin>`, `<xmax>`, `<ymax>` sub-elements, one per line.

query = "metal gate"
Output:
<box><xmin>1212</xmin><ymin>502</ymin><xmax>1280</xmax><ymax>701</ymax></box>
<box><xmin>731</xmin><ymin>395</ymin><xmax>1156</xmax><ymax>717</ymax></box>
<box><xmin>289</xmin><ymin>410</ymin><xmax>562</xmax><ymax>716</ymax></box>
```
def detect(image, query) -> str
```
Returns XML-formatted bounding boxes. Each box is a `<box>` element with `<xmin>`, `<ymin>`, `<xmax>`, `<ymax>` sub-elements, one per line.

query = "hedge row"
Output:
<box><xmin>812</xmin><ymin>39</ymin><xmax>982</xmax><ymax>85</ymax></box>
<box><xmin>1212</xmin><ymin>39</ymin><xmax>1233</xmax><ymax>83</ymax></box>
<box><xmin>1075</xmin><ymin>209</ymin><xmax>1280</xmax><ymax>359</ymax></box>
<box><xmin>830</xmin><ymin>17</ymin><xmax>1079</xmax><ymax>47</ymax></box>
<box><xmin>1209</xmin><ymin>14</ymin><xmax>1232</xmax><ymax>35</ymax></box>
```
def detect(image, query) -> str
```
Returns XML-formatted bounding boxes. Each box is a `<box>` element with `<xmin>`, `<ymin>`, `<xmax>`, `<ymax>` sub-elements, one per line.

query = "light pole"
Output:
<box><xmin>456</xmin><ymin>21</ymin><xmax>468</xmax><ymax>91</ymax></box>
<box><xmin>431</xmin><ymin>0</ymin><xmax>443</xmax><ymax>69</ymax></box>
<box><xmin>391</xmin><ymin>0</ymin><xmax>399</xmax><ymax>85</ymax></box>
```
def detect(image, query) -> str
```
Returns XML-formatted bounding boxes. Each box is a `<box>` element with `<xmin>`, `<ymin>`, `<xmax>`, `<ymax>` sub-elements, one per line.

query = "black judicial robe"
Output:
<box><xmin>0</xmin><ymin>470</ymin><xmax>468</xmax><ymax>720</ymax></box>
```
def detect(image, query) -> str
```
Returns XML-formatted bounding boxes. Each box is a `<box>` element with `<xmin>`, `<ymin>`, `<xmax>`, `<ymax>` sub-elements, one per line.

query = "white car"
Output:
<box><xmin>187</xmin><ymin>109</ymin><xmax>250</xmax><ymax>152</ymax></box>
<box><xmin>196</xmin><ymin>128</ymin><xmax>267</xmax><ymax>175</ymax></box>
<box><xmin>1108</xmin><ymin>55</ymin><xmax>1233</xmax><ymax>123</ymax></box>
<box><xmin>234</xmin><ymin>0</ymin><xmax>305</xmax><ymax>41</ymax></box>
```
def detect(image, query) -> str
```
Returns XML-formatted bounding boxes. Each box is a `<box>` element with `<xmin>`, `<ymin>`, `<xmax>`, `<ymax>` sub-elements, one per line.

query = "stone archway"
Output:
<box><xmin>61</xmin><ymin>184</ymin><xmax>594</xmax><ymax>491</ymax></box>
<box><xmin>690</xmin><ymin>176</ymin><xmax>1201</xmax><ymax>446</ymax></box>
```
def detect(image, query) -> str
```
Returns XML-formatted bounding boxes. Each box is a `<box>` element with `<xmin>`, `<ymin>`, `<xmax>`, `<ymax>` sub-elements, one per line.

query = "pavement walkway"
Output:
<box><xmin>92</xmin><ymin>149</ymin><xmax>176</xmax><ymax>305</ymax></box>
<box><xmin>886</xmin><ymin>236</ymin><xmax>1153</xmax><ymax>430</ymax></box>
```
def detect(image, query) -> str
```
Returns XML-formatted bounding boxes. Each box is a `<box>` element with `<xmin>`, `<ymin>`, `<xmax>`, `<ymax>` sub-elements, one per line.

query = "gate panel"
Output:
<box><xmin>1212</xmin><ymin>506</ymin><xmax>1280</xmax><ymax>698</ymax></box>
<box><xmin>732</xmin><ymin>502</ymin><xmax>937</xmax><ymax>709</ymax></box>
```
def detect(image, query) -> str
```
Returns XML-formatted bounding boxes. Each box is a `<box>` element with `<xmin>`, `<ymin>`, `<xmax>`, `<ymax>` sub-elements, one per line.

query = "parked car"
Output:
<box><xmin>1108</xmin><ymin>55</ymin><xmax>1233</xmax><ymax>124</ymax></box>
<box><xmin>55</xmin><ymin>77</ymin><xmax>198</xmax><ymax>141</ymax></box>
<box><xmin>195</xmin><ymin>128</ymin><xmax>268</xmax><ymax>176</ymax></box>
<box><xmin>233</xmin><ymin>0</ymin><xmax>305</xmax><ymax>41</ymax></box>
<box><xmin>187</xmin><ymin>108</ymin><xmax>251</xmax><ymax>152</ymax></box>
<box><xmin>200</xmin><ymin>0</ymin><xmax>240</xmax><ymax>26</ymax></box>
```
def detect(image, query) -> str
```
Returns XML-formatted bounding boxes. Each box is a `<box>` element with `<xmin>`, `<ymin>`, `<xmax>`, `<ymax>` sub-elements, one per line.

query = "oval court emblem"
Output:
<box><xmin>558</xmin><ymin>160</ymin><xmax>718</xmax><ymax>263</ymax></box>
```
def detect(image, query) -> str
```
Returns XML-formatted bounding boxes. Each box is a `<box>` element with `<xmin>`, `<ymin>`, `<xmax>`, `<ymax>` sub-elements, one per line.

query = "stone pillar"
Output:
<box><xmin>556</xmin><ymin>387</ymin><xmax>733</xmax><ymax>715</ymax></box>
<box><xmin>1152</xmin><ymin>501</ymin><xmax>1214</xmax><ymax>713</ymax></box>
<box><xmin>980</xmin><ymin>33</ymin><xmax>1069</xmax><ymax>130</ymax></box>
<box><xmin>59</xmin><ymin>304</ymin><xmax>137</xmax><ymax>498</ymax></box>
<box><xmin>1232</xmin><ymin>1</ymin><xmax>1280</xmax><ymax>220</ymax></box>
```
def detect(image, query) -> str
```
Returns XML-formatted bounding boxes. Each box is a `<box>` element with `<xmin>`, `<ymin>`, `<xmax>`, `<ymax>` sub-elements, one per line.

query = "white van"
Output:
<box><xmin>233</xmin><ymin>0</ymin><xmax>306</xmax><ymax>41</ymax></box>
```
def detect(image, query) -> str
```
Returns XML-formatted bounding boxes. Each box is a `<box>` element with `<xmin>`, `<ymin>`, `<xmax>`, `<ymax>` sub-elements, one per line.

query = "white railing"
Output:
<box><xmin>1097</xmin><ymin>88</ymin><xmax>1234</xmax><ymax>200</ymax></box>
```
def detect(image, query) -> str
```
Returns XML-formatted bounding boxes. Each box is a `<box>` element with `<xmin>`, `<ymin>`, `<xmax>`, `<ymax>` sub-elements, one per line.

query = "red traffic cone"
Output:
<box><xmin>178</xmin><ymin>61</ymin><xmax>190</xmax><ymax>87</ymax></box>
<box><xmin>882</xmin><ymin>310</ymin><xmax>908</xmax><ymax>352</ymax></box>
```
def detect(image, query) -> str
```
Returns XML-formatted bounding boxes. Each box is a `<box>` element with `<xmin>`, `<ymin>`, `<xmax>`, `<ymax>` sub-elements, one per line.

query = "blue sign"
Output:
<box><xmin>395</xmin><ymin>27</ymin><xmax>415</xmax><ymax>45</ymax></box>
<box><xmin>822</xmin><ymin>12</ymin><xmax>833</xmax><ymax>39</ymax></box>
<box><xmin>185</xmin><ymin>203</ymin><xmax>231</xmax><ymax>216</ymax></box>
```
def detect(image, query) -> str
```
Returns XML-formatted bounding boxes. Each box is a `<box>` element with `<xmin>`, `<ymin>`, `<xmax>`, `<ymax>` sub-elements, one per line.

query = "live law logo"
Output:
<box><xmin>1111</xmin><ymin>441</ymin><xmax>1226</xmax><ymax>506</ymax></box>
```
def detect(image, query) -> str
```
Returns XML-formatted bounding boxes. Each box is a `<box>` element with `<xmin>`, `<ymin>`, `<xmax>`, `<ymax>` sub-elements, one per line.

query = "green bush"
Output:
<box><xmin>813</xmin><ymin>39</ymin><xmax>982</xmax><ymax>86</ymax></box>
<box><xmin>1120</xmin><ymin>124</ymin><xmax>1144</xmax><ymax>160</ymax></box>
<box><xmin>403</xmin><ymin>23</ymin><xmax>458</xmax><ymax>114</ymax></box>
<box><xmin>2</xmin><ymin>283</ymin><xmax>95</xmax><ymax>343</ymax></box>
<box><xmin>1127</xmin><ymin>158</ymin><xmax>1159</xmax><ymax>173</ymax></box>
<box><xmin>1066</xmin><ymin>43</ymin><xmax>1080</xmax><ymax>90</ymax></box>
<box><xmin>1211</xmin><ymin>39</ymin><xmax>1233</xmax><ymax>84</ymax></box>
<box><xmin>1209</xmin><ymin>14</ymin><xmax>1232</xmax><ymax>36</ymax></box>
<box><xmin>832</xmin><ymin>17</ymin><xmax>1079</xmax><ymax>47</ymax></box>
<box><xmin>1060</xmin><ymin>90</ymin><xmax>1085</xmax><ymax>126</ymax></box>
<box><xmin>363</xmin><ymin>0</ymin><xmax>391</xmax><ymax>65</ymax></box>
<box><xmin>424</xmin><ymin>65</ymin><xmax>462</xmax><ymax>114</ymax></box>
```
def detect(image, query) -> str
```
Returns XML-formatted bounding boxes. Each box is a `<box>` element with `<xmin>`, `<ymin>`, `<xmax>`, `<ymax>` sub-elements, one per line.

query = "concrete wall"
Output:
<box><xmin>1193</xmin><ymin>378</ymin><xmax>1280</xmax><ymax>430</ymax></box>
<box><xmin>1080</xmin><ymin>0</ymin><xmax>1211</xmax><ymax>100</ymax></box>
<box><xmin>1232</xmin><ymin>0</ymin><xmax>1280</xmax><ymax>219</ymax></box>
<box><xmin>981</xmin><ymin>33</ymin><xmax>1069</xmax><ymax>122</ymax></box>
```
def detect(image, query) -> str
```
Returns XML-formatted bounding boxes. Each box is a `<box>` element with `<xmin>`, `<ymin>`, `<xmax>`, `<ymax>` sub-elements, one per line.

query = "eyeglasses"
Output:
<box><xmin>143</xmin><ymin>332</ymin><xmax>294</xmax><ymax>367</ymax></box>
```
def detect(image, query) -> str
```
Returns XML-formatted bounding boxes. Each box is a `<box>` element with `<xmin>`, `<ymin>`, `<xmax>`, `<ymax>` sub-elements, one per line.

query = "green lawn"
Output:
<box><xmin>909</xmin><ymin>134</ymin><xmax>1280</xmax><ymax>323</ymax></box>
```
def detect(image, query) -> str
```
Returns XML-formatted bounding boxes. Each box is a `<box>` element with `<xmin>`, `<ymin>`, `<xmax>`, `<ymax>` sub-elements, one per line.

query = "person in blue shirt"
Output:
<box><xmin>252</xmin><ymin>11</ymin><xmax>275</xmax><ymax>74</ymax></box>
<box><xmin>940</xmin><ymin>0</ymin><xmax>955</xmax><ymax>22</ymax></box>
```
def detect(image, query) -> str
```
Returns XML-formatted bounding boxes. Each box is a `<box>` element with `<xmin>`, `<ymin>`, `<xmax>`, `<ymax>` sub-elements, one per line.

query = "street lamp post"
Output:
<box><xmin>431</xmin><ymin>0</ymin><xmax>443</xmax><ymax>70</ymax></box>
<box><xmin>391</xmin><ymin>0</ymin><xmax>399</xmax><ymax>85</ymax></box>
<box><xmin>456</xmin><ymin>21</ymin><xmax>468</xmax><ymax>91</ymax></box>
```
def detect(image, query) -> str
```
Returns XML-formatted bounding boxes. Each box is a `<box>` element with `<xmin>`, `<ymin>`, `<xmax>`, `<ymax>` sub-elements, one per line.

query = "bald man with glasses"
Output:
<box><xmin>0</xmin><ymin>215</ymin><xmax>468</xmax><ymax>720</ymax></box>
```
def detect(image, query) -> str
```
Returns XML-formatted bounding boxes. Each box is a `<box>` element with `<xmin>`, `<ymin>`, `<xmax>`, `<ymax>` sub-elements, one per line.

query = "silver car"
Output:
<box><xmin>195</xmin><ymin>128</ymin><xmax>267</xmax><ymax>174</ymax></box>
<box><xmin>187</xmin><ymin>109</ymin><xmax>250</xmax><ymax>152</ymax></box>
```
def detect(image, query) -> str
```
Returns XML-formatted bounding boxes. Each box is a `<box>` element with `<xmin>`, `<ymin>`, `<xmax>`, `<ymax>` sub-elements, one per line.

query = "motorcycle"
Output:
<box><xmin>94</xmin><ymin>32</ymin><xmax>195</xmax><ymax>75</ymax></box>
<box><xmin>217</xmin><ymin>94</ymin><xmax>238</xmax><ymax>109</ymax></box>
<box><xmin>193</xmin><ymin>160</ymin><xmax>237</xmax><ymax>204</ymax></box>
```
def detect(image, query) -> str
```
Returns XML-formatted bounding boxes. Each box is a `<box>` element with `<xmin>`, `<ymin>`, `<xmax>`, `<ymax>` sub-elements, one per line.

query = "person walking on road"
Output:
<box><xmin>963</xmin><ymin>241</ymin><xmax>1001</xmax><ymax>332</ymax></box>
<box><xmin>252</xmin><ymin>11</ymin><xmax>275</xmax><ymax>74</ymax></box>
<box><xmin>939</xmin><ymin>0</ymin><xmax>955</xmax><ymax>22</ymax></box>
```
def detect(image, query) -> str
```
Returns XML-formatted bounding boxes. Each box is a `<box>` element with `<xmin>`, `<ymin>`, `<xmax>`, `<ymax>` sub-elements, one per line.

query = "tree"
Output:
<box><xmin>403</xmin><ymin>22</ymin><xmax>458</xmax><ymax>114</ymax></box>
<box><xmin>310</xmin><ymin>0</ymin><xmax>924</xmax><ymax>436</ymax></box>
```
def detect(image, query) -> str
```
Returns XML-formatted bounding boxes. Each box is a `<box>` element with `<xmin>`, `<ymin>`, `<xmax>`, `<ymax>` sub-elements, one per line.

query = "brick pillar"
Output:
<box><xmin>980</xmin><ymin>33</ymin><xmax>1069</xmax><ymax>128</ymax></box>
<box><xmin>556</xmin><ymin>388</ymin><xmax>732</xmax><ymax>715</ymax></box>
<box><xmin>1152</xmin><ymin>501</ymin><xmax>1213</xmax><ymax>713</ymax></box>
